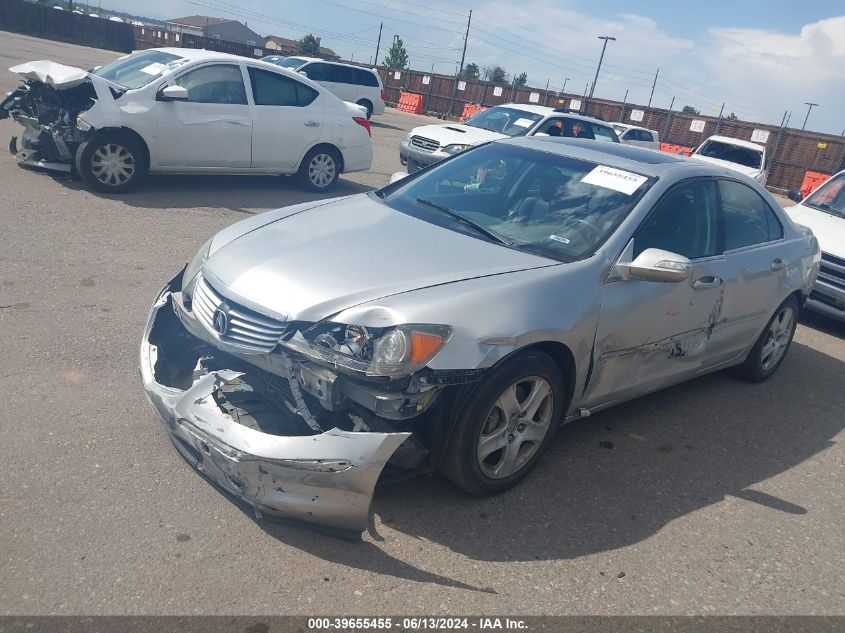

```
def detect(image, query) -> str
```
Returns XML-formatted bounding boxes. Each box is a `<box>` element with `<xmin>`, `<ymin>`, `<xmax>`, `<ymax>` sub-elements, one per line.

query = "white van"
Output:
<box><xmin>262</xmin><ymin>56</ymin><xmax>385</xmax><ymax>119</ymax></box>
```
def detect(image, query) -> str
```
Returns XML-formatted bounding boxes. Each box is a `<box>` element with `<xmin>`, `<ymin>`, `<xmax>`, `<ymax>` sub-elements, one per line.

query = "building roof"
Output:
<box><xmin>167</xmin><ymin>15</ymin><xmax>231</xmax><ymax>27</ymax></box>
<box><xmin>265</xmin><ymin>35</ymin><xmax>297</xmax><ymax>48</ymax></box>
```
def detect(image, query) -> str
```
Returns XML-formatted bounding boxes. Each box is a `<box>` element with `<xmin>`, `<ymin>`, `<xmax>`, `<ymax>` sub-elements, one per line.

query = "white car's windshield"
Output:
<box><xmin>92</xmin><ymin>50</ymin><xmax>184</xmax><ymax>89</ymax></box>
<box><xmin>804</xmin><ymin>173</ymin><xmax>845</xmax><ymax>218</ymax></box>
<box><xmin>379</xmin><ymin>143</ymin><xmax>653</xmax><ymax>261</ymax></box>
<box><xmin>463</xmin><ymin>107</ymin><xmax>544</xmax><ymax>137</ymax></box>
<box><xmin>698</xmin><ymin>140</ymin><xmax>763</xmax><ymax>169</ymax></box>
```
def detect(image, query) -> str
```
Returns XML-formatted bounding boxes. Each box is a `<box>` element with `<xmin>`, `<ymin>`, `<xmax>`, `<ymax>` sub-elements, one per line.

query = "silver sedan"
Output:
<box><xmin>140</xmin><ymin>138</ymin><xmax>820</xmax><ymax>537</ymax></box>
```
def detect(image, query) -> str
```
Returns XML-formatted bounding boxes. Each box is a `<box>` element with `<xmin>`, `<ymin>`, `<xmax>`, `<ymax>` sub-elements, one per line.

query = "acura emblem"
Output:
<box><xmin>212</xmin><ymin>307</ymin><xmax>229</xmax><ymax>336</ymax></box>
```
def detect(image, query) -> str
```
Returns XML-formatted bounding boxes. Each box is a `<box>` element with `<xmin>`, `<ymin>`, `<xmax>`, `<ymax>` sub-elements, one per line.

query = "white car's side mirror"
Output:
<box><xmin>534</xmin><ymin>132</ymin><xmax>550</xmax><ymax>137</ymax></box>
<box><xmin>298</xmin><ymin>70</ymin><xmax>309</xmax><ymax>78</ymax></box>
<box><xmin>389</xmin><ymin>171</ymin><xmax>410</xmax><ymax>184</ymax></box>
<box><xmin>158</xmin><ymin>85</ymin><xmax>189</xmax><ymax>101</ymax></box>
<box><xmin>622</xmin><ymin>248</ymin><xmax>692</xmax><ymax>283</ymax></box>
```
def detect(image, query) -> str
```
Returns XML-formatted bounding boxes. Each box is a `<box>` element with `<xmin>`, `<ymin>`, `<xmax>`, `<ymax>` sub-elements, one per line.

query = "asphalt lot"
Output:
<box><xmin>0</xmin><ymin>31</ymin><xmax>843</xmax><ymax>616</ymax></box>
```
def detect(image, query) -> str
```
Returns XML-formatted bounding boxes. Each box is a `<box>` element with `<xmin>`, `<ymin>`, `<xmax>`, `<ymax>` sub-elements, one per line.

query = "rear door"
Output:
<box><xmin>246</xmin><ymin>67</ymin><xmax>324</xmax><ymax>171</ymax></box>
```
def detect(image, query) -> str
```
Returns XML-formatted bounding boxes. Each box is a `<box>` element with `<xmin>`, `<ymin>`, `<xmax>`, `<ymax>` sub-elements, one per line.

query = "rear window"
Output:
<box><xmin>698</xmin><ymin>140</ymin><xmax>763</xmax><ymax>169</ymax></box>
<box><xmin>92</xmin><ymin>50</ymin><xmax>183</xmax><ymax>89</ymax></box>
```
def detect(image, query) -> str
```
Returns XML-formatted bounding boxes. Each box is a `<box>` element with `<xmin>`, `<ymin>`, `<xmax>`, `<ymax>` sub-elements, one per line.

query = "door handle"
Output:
<box><xmin>692</xmin><ymin>276</ymin><xmax>723</xmax><ymax>289</ymax></box>
<box><xmin>771</xmin><ymin>258</ymin><xmax>786</xmax><ymax>271</ymax></box>
<box><xmin>304</xmin><ymin>120</ymin><xmax>321</xmax><ymax>127</ymax></box>
<box><xmin>223</xmin><ymin>119</ymin><xmax>250</xmax><ymax>126</ymax></box>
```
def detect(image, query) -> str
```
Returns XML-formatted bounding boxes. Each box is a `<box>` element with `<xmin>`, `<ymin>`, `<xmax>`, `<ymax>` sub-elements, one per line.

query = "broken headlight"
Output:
<box><xmin>283</xmin><ymin>322</ymin><xmax>452</xmax><ymax>378</ymax></box>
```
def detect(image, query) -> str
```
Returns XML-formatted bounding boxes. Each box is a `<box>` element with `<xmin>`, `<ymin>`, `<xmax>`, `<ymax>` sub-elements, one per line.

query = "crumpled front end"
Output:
<box><xmin>140</xmin><ymin>272</ymin><xmax>413</xmax><ymax>536</ymax></box>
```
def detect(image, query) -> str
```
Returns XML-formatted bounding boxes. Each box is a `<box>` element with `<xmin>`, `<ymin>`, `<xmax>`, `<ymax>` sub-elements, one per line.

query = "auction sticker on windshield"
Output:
<box><xmin>140</xmin><ymin>63</ymin><xmax>166</xmax><ymax>75</ymax></box>
<box><xmin>581</xmin><ymin>165</ymin><xmax>648</xmax><ymax>195</ymax></box>
<box><xmin>513</xmin><ymin>118</ymin><xmax>534</xmax><ymax>128</ymax></box>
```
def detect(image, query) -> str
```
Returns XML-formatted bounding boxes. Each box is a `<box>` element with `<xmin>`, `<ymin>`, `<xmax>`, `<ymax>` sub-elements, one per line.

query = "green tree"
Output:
<box><xmin>383</xmin><ymin>37</ymin><xmax>409</xmax><ymax>68</ymax></box>
<box><xmin>726</xmin><ymin>112</ymin><xmax>739</xmax><ymax>121</ymax></box>
<box><xmin>512</xmin><ymin>72</ymin><xmax>528</xmax><ymax>87</ymax></box>
<box><xmin>460</xmin><ymin>62</ymin><xmax>481</xmax><ymax>80</ymax></box>
<box><xmin>297</xmin><ymin>34</ymin><xmax>320</xmax><ymax>56</ymax></box>
<box><xmin>483</xmin><ymin>65</ymin><xmax>507</xmax><ymax>83</ymax></box>
<box><xmin>681</xmin><ymin>105</ymin><xmax>700</xmax><ymax>115</ymax></box>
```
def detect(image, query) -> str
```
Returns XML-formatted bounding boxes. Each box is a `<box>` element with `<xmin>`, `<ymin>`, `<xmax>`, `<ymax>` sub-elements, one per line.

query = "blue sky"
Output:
<box><xmin>93</xmin><ymin>0</ymin><xmax>845</xmax><ymax>134</ymax></box>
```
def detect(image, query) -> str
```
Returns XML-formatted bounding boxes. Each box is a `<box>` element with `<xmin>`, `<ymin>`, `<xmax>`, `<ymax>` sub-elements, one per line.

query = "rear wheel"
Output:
<box><xmin>356</xmin><ymin>99</ymin><xmax>374</xmax><ymax>120</ymax></box>
<box><xmin>76</xmin><ymin>131</ymin><xmax>145</xmax><ymax>193</ymax></box>
<box><xmin>733</xmin><ymin>295</ymin><xmax>799</xmax><ymax>382</ymax></box>
<box><xmin>297</xmin><ymin>146</ymin><xmax>340</xmax><ymax>192</ymax></box>
<box><xmin>440</xmin><ymin>350</ymin><xmax>565</xmax><ymax>496</ymax></box>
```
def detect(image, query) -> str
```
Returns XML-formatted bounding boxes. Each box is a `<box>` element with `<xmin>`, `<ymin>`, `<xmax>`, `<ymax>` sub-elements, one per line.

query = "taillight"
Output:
<box><xmin>380</xmin><ymin>89</ymin><xmax>386</xmax><ymax>102</ymax></box>
<box><xmin>353</xmin><ymin>116</ymin><xmax>371</xmax><ymax>136</ymax></box>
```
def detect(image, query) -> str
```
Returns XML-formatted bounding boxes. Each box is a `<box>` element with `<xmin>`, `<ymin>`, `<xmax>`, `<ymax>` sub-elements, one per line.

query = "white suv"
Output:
<box><xmin>263</xmin><ymin>56</ymin><xmax>385</xmax><ymax>119</ymax></box>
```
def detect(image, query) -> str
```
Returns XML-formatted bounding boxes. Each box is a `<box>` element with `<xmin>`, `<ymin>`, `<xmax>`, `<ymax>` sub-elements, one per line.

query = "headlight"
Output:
<box><xmin>183</xmin><ymin>237</ymin><xmax>212</xmax><ymax>290</ymax></box>
<box><xmin>442</xmin><ymin>143</ymin><xmax>473</xmax><ymax>155</ymax></box>
<box><xmin>283</xmin><ymin>322</ymin><xmax>452</xmax><ymax>378</ymax></box>
<box><xmin>76</xmin><ymin>116</ymin><xmax>92</xmax><ymax>131</ymax></box>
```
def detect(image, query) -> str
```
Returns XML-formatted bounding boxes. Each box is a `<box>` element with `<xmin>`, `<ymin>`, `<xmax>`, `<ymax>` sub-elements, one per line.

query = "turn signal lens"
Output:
<box><xmin>410</xmin><ymin>330</ymin><xmax>447</xmax><ymax>364</ymax></box>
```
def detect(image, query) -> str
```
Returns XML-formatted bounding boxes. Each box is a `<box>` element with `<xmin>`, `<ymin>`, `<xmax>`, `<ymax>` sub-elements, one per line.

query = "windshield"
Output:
<box><xmin>92</xmin><ymin>50</ymin><xmax>184</xmax><ymax>89</ymax></box>
<box><xmin>697</xmin><ymin>140</ymin><xmax>763</xmax><ymax>169</ymax></box>
<box><xmin>264</xmin><ymin>56</ymin><xmax>307</xmax><ymax>69</ymax></box>
<box><xmin>464</xmin><ymin>107</ymin><xmax>544</xmax><ymax>137</ymax></box>
<box><xmin>379</xmin><ymin>143</ymin><xmax>652</xmax><ymax>261</ymax></box>
<box><xmin>804</xmin><ymin>173</ymin><xmax>845</xmax><ymax>218</ymax></box>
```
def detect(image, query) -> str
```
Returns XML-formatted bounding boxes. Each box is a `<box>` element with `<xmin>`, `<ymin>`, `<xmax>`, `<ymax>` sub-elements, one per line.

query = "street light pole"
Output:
<box><xmin>588</xmin><ymin>35</ymin><xmax>616</xmax><ymax>99</ymax></box>
<box><xmin>801</xmin><ymin>102</ymin><xmax>819</xmax><ymax>131</ymax></box>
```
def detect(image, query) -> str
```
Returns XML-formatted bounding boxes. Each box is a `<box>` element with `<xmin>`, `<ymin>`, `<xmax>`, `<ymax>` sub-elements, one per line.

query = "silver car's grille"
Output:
<box><xmin>819</xmin><ymin>252</ymin><xmax>845</xmax><ymax>291</ymax></box>
<box><xmin>410</xmin><ymin>135</ymin><xmax>440</xmax><ymax>152</ymax></box>
<box><xmin>191</xmin><ymin>275</ymin><xmax>287</xmax><ymax>353</ymax></box>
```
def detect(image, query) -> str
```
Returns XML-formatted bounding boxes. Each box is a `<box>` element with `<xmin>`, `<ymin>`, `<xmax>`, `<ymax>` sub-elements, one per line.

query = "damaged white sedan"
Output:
<box><xmin>1</xmin><ymin>48</ymin><xmax>372</xmax><ymax>193</ymax></box>
<box><xmin>141</xmin><ymin>138</ymin><xmax>819</xmax><ymax>537</ymax></box>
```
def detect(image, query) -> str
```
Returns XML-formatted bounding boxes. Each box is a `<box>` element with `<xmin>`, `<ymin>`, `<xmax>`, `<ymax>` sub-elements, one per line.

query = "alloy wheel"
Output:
<box><xmin>760</xmin><ymin>305</ymin><xmax>795</xmax><ymax>371</ymax></box>
<box><xmin>476</xmin><ymin>376</ymin><xmax>554</xmax><ymax>479</ymax></box>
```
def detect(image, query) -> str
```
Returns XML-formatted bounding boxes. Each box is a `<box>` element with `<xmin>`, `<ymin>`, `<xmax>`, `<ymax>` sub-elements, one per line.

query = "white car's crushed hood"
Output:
<box><xmin>409</xmin><ymin>122</ymin><xmax>506</xmax><ymax>147</ymax></box>
<box><xmin>10</xmin><ymin>61</ymin><xmax>90</xmax><ymax>88</ymax></box>
<box><xmin>689</xmin><ymin>154</ymin><xmax>763</xmax><ymax>179</ymax></box>
<box><xmin>203</xmin><ymin>194</ymin><xmax>555</xmax><ymax>322</ymax></box>
<box><xmin>784</xmin><ymin>204</ymin><xmax>845</xmax><ymax>258</ymax></box>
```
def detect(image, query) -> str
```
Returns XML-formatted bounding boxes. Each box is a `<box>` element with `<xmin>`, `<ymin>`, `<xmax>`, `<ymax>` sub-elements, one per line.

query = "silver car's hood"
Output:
<box><xmin>203</xmin><ymin>194</ymin><xmax>555</xmax><ymax>321</ymax></box>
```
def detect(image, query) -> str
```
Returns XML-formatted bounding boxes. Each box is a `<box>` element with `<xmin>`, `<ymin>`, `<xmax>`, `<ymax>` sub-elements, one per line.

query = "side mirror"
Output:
<box><xmin>622</xmin><ymin>248</ymin><xmax>692</xmax><ymax>283</ymax></box>
<box><xmin>298</xmin><ymin>70</ymin><xmax>308</xmax><ymax>78</ymax></box>
<box><xmin>787</xmin><ymin>187</ymin><xmax>804</xmax><ymax>203</ymax></box>
<box><xmin>157</xmin><ymin>85</ymin><xmax>188</xmax><ymax>101</ymax></box>
<box><xmin>389</xmin><ymin>171</ymin><xmax>409</xmax><ymax>184</ymax></box>
<box><xmin>533</xmin><ymin>132</ymin><xmax>550</xmax><ymax>137</ymax></box>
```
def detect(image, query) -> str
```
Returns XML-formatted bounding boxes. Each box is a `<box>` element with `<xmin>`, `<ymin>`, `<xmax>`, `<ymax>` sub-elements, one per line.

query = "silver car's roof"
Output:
<box><xmin>502</xmin><ymin>136</ymin><xmax>743</xmax><ymax>180</ymax></box>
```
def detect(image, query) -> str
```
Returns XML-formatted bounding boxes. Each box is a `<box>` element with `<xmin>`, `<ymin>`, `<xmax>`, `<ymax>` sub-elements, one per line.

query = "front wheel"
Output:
<box><xmin>297</xmin><ymin>146</ymin><xmax>340</xmax><ymax>192</ymax></box>
<box><xmin>75</xmin><ymin>132</ymin><xmax>145</xmax><ymax>193</ymax></box>
<box><xmin>733</xmin><ymin>295</ymin><xmax>799</xmax><ymax>382</ymax></box>
<box><xmin>440</xmin><ymin>349</ymin><xmax>566</xmax><ymax>496</ymax></box>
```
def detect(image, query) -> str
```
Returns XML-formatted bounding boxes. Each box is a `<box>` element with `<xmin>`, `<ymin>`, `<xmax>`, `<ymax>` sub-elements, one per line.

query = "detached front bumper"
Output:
<box><xmin>139</xmin><ymin>274</ymin><xmax>410</xmax><ymax>536</ymax></box>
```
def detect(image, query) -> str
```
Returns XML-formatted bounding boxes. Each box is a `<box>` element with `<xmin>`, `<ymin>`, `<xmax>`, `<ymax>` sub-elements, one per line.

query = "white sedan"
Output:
<box><xmin>1</xmin><ymin>48</ymin><xmax>373</xmax><ymax>193</ymax></box>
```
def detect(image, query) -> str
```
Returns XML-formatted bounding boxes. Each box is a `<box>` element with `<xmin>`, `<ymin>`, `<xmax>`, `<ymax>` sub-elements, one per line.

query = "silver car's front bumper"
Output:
<box><xmin>399</xmin><ymin>139</ymin><xmax>448</xmax><ymax>172</ymax></box>
<box><xmin>140</xmin><ymin>274</ymin><xmax>410</xmax><ymax>536</ymax></box>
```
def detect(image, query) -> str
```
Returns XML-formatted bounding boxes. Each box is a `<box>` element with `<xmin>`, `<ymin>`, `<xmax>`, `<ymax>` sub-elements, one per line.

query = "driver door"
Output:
<box><xmin>583</xmin><ymin>178</ymin><xmax>733</xmax><ymax>407</ymax></box>
<box><xmin>155</xmin><ymin>63</ymin><xmax>252</xmax><ymax>168</ymax></box>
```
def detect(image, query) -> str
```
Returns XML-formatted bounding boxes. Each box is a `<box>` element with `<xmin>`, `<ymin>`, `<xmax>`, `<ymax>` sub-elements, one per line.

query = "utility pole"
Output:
<box><xmin>801</xmin><ymin>102</ymin><xmax>818</xmax><ymax>131</ymax></box>
<box><xmin>647</xmin><ymin>67</ymin><xmax>659</xmax><ymax>108</ymax></box>
<box><xmin>662</xmin><ymin>96</ymin><xmax>675</xmax><ymax>140</ymax></box>
<box><xmin>785</xmin><ymin>111</ymin><xmax>792</xmax><ymax>128</ymax></box>
<box><xmin>588</xmin><ymin>35</ymin><xmax>616</xmax><ymax>99</ymax></box>
<box><xmin>448</xmin><ymin>9</ymin><xmax>472</xmax><ymax>118</ymax></box>
<box><xmin>714</xmin><ymin>102</ymin><xmax>725</xmax><ymax>134</ymax></box>
<box><xmin>619</xmin><ymin>89</ymin><xmax>628</xmax><ymax>122</ymax></box>
<box><xmin>562</xmin><ymin>77</ymin><xmax>569</xmax><ymax>94</ymax></box>
<box><xmin>374</xmin><ymin>22</ymin><xmax>382</xmax><ymax>67</ymax></box>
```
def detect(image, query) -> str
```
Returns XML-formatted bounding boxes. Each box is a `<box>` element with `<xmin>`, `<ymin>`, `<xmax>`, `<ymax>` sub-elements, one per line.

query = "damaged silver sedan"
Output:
<box><xmin>141</xmin><ymin>138</ymin><xmax>820</xmax><ymax>536</ymax></box>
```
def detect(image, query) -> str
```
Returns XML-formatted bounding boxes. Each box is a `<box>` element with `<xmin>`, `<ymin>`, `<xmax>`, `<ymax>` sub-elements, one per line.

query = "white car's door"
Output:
<box><xmin>155</xmin><ymin>63</ymin><xmax>252</xmax><ymax>168</ymax></box>
<box><xmin>246</xmin><ymin>67</ymin><xmax>324</xmax><ymax>171</ymax></box>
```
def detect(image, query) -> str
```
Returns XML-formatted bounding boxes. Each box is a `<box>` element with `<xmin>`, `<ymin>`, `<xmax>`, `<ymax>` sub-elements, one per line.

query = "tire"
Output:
<box><xmin>297</xmin><ymin>146</ymin><xmax>340</xmax><ymax>192</ymax></box>
<box><xmin>733</xmin><ymin>295</ymin><xmax>799</xmax><ymax>382</ymax></box>
<box><xmin>440</xmin><ymin>349</ymin><xmax>566</xmax><ymax>496</ymax></box>
<box><xmin>356</xmin><ymin>99</ymin><xmax>373</xmax><ymax>120</ymax></box>
<box><xmin>75</xmin><ymin>131</ymin><xmax>145</xmax><ymax>193</ymax></box>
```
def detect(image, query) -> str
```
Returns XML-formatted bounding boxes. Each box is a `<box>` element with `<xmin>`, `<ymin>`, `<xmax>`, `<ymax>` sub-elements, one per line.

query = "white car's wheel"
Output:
<box><xmin>297</xmin><ymin>146</ymin><xmax>340</xmax><ymax>192</ymax></box>
<box><xmin>76</xmin><ymin>131</ymin><xmax>145</xmax><ymax>193</ymax></box>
